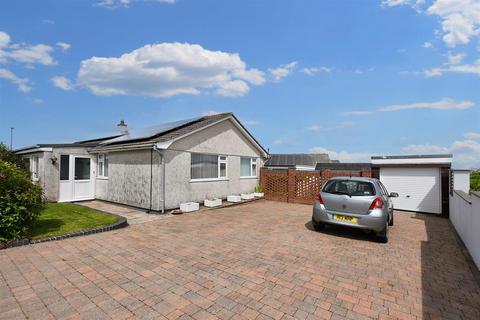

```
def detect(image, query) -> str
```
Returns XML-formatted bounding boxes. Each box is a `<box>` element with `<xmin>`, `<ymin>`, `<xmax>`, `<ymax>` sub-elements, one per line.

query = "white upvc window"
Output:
<box><xmin>97</xmin><ymin>154</ymin><xmax>108</xmax><ymax>178</ymax></box>
<box><xmin>31</xmin><ymin>156</ymin><xmax>39</xmax><ymax>181</ymax></box>
<box><xmin>240</xmin><ymin>157</ymin><xmax>257</xmax><ymax>178</ymax></box>
<box><xmin>191</xmin><ymin>153</ymin><xmax>228</xmax><ymax>181</ymax></box>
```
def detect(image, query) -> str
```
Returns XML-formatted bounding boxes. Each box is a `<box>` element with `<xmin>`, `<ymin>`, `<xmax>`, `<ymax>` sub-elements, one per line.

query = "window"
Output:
<box><xmin>74</xmin><ymin>158</ymin><xmax>90</xmax><ymax>180</ymax></box>
<box><xmin>31</xmin><ymin>156</ymin><xmax>39</xmax><ymax>180</ymax></box>
<box><xmin>240</xmin><ymin>157</ymin><xmax>257</xmax><ymax>177</ymax></box>
<box><xmin>60</xmin><ymin>155</ymin><xmax>69</xmax><ymax>181</ymax></box>
<box><xmin>323</xmin><ymin>180</ymin><xmax>375</xmax><ymax>196</ymax></box>
<box><xmin>191</xmin><ymin>153</ymin><xmax>228</xmax><ymax>180</ymax></box>
<box><xmin>97</xmin><ymin>154</ymin><xmax>108</xmax><ymax>178</ymax></box>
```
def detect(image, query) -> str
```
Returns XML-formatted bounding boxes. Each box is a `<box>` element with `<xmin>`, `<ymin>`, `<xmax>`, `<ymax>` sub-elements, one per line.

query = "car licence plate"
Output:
<box><xmin>333</xmin><ymin>214</ymin><xmax>357</xmax><ymax>223</ymax></box>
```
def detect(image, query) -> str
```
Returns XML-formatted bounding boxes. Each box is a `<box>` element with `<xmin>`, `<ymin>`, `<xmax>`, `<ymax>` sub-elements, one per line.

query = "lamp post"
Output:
<box><xmin>10</xmin><ymin>127</ymin><xmax>14</xmax><ymax>150</ymax></box>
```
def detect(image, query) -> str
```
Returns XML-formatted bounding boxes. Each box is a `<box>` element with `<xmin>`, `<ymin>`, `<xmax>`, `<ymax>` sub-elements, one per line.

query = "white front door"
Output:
<box><xmin>58</xmin><ymin>155</ymin><xmax>94</xmax><ymax>202</ymax></box>
<box><xmin>379</xmin><ymin>167</ymin><xmax>441</xmax><ymax>214</ymax></box>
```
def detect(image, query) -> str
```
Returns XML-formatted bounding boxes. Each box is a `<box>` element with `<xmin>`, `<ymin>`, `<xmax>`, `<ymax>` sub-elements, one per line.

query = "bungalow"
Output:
<box><xmin>16</xmin><ymin>113</ymin><xmax>268</xmax><ymax>212</ymax></box>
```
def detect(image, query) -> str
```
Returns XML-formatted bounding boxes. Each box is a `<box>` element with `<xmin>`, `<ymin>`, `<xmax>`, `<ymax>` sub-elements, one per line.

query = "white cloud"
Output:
<box><xmin>403</xmin><ymin>139</ymin><xmax>480</xmax><ymax>168</ymax></box>
<box><xmin>201</xmin><ymin>110</ymin><xmax>221</xmax><ymax>116</ymax></box>
<box><xmin>309</xmin><ymin>146</ymin><xmax>372</xmax><ymax>163</ymax></box>
<box><xmin>381</xmin><ymin>0</ymin><xmax>425</xmax><ymax>7</ymax></box>
<box><xmin>0</xmin><ymin>31</ymin><xmax>56</xmax><ymax>66</ymax></box>
<box><xmin>42</xmin><ymin>19</ymin><xmax>55</xmax><ymax>25</ymax></box>
<box><xmin>344</xmin><ymin>98</ymin><xmax>473</xmax><ymax>116</ymax></box>
<box><xmin>95</xmin><ymin>0</ymin><xmax>175</xmax><ymax>9</ymax></box>
<box><xmin>446</xmin><ymin>51</ymin><xmax>466</xmax><ymax>65</ymax></box>
<box><xmin>378</xmin><ymin>98</ymin><xmax>473</xmax><ymax>111</ymax></box>
<box><xmin>308</xmin><ymin>122</ymin><xmax>353</xmax><ymax>132</ymax></box>
<box><xmin>216</xmin><ymin>80</ymin><xmax>250</xmax><ymax>97</ymax></box>
<box><xmin>0</xmin><ymin>32</ymin><xmax>10</xmax><ymax>48</ymax></box>
<box><xmin>424</xmin><ymin>58</ymin><xmax>480</xmax><ymax>76</ymax></box>
<box><xmin>0</xmin><ymin>68</ymin><xmax>31</xmax><ymax>92</ymax></box>
<box><xmin>56</xmin><ymin>42</ymin><xmax>71</xmax><ymax>51</ymax></box>
<box><xmin>77</xmin><ymin>42</ymin><xmax>265</xmax><ymax>98</ymax></box>
<box><xmin>384</xmin><ymin>0</ymin><xmax>480</xmax><ymax>48</ymax></box>
<box><xmin>301</xmin><ymin>66</ymin><xmax>332</xmax><ymax>75</ymax></box>
<box><xmin>273</xmin><ymin>139</ymin><xmax>287</xmax><ymax>146</ymax></box>
<box><xmin>51</xmin><ymin>76</ymin><xmax>73</xmax><ymax>90</ymax></box>
<box><xmin>32</xmin><ymin>98</ymin><xmax>44</xmax><ymax>104</ymax></box>
<box><xmin>464</xmin><ymin>132</ymin><xmax>480</xmax><ymax>139</ymax></box>
<box><xmin>402</xmin><ymin>144</ymin><xmax>450</xmax><ymax>154</ymax></box>
<box><xmin>268</xmin><ymin>61</ymin><xmax>298</xmax><ymax>82</ymax></box>
<box><xmin>244</xmin><ymin>120</ymin><xmax>259</xmax><ymax>125</ymax></box>
<box><xmin>423</xmin><ymin>41</ymin><xmax>434</xmax><ymax>48</ymax></box>
<box><xmin>427</xmin><ymin>0</ymin><xmax>480</xmax><ymax>48</ymax></box>
<box><xmin>308</xmin><ymin>125</ymin><xmax>323</xmax><ymax>132</ymax></box>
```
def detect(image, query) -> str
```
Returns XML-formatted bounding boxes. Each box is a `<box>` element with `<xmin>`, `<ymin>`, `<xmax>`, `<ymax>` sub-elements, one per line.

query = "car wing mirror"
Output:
<box><xmin>389</xmin><ymin>192</ymin><xmax>399</xmax><ymax>198</ymax></box>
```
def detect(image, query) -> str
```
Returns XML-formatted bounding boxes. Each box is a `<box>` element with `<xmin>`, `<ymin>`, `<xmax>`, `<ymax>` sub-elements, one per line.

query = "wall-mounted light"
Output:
<box><xmin>50</xmin><ymin>155</ymin><xmax>58</xmax><ymax>165</ymax></box>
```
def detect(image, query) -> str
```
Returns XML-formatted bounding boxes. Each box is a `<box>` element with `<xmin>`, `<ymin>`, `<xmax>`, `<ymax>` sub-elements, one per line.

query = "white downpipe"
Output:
<box><xmin>153</xmin><ymin>145</ymin><xmax>165</xmax><ymax>213</ymax></box>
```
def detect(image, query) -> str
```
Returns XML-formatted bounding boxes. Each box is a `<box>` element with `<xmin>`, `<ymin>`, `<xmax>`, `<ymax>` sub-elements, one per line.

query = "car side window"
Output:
<box><xmin>379</xmin><ymin>182</ymin><xmax>389</xmax><ymax>196</ymax></box>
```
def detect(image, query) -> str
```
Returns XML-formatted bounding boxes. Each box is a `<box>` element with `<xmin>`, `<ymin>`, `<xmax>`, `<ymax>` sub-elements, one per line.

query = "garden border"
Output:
<box><xmin>0</xmin><ymin>213</ymin><xmax>128</xmax><ymax>250</ymax></box>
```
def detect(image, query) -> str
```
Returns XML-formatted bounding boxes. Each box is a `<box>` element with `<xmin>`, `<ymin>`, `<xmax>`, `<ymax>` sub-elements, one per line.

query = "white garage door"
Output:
<box><xmin>380</xmin><ymin>167</ymin><xmax>441</xmax><ymax>214</ymax></box>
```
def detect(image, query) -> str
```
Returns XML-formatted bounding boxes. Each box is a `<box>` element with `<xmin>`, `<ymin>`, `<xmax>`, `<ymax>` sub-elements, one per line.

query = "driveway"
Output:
<box><xmin>1</xmin><ymin>201</ymin><xmax>479</xmax><ymax>320</ymax></box>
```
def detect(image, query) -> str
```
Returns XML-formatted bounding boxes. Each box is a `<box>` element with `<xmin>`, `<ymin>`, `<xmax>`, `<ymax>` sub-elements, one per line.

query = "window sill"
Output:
<box><xmin>32</xmin><ymin>178</ymin><xmax>39</xmax><ymax>182</ymax></box>
<box><xmin>240</xmin><ymin>176</ymin><xmax>258</xmax><ymax>179</ymax></box>
<box><xmin>190</xmin><ymin>178</ymin><xmax>229</xmax><ymax>183</ymax></box>
<box><xmin>96</xmin><ymin>177</ymin><xmax>109</xmax><ymax>180</ymax></box>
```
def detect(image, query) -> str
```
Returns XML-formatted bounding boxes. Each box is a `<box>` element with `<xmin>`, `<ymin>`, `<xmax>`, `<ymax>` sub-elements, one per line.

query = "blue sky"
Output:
<box><xmin>0</xmin><ymin>0</ymin><xmax>479</xmax><ymax>167</ymax></box>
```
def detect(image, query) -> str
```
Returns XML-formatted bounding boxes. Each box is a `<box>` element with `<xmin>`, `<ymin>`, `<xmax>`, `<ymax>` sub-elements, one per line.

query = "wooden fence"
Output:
<box><xmin>260</xmin><ymin>167</ymin><xmax>371</xmax><ymax>204</ymax></box>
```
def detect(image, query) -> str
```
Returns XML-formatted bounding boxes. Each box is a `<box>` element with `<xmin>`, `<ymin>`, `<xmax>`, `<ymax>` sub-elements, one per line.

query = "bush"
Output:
<box><xmin>0</xmin><ymin>143</ymin><xmax>29</xmax><ymax>175</ymax></box>
<box><xmin>471</xmin><ymin>172</ymin><xmax>480</xmax><ymax>192</ymax></box>
<box><xmin>0</xmin><ymin>161</ymin><xmax>44</xmax><ymax>242</ymax></box>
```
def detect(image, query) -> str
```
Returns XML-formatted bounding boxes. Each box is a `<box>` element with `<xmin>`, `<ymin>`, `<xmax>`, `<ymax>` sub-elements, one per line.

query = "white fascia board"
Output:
<box><xmin>372</xmin><ymin>157</ymin><xmax>452</xmax><ymax>165</ymax></box>
<box><xmin>16</xmin><ymin>147</ymin><xmax>53</xmax><ymax>155</ymax></box>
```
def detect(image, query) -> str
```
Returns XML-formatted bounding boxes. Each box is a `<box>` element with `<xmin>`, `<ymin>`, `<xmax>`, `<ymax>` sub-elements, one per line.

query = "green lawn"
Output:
<box><xmin>27</xmin><ymin>203</ymin><xmax>119</xmax><ymax>240</ymax></box>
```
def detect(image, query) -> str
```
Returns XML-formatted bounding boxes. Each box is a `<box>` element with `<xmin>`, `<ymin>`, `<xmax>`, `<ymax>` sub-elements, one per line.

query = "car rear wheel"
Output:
<box><xmin>312</xmin><ymin>220</ymin><xmax>325</xmax><ymax>231</ymax></box>
<box><xmin>377</xmin><ymin>220</ymin><xmax>389</xmax><ymax>243</ymax></box>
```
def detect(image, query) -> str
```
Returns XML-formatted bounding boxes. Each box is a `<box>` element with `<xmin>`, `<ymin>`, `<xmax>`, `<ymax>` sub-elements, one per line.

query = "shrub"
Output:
<box><xmin>0</xmin><ymin>143</ymin><xmax>29</xmax><ymax>174</ymax></box>
<box><xmin>471</xmin><ymin>172</ymin><xmax>480</xmax><ymax>192</ymax></box>
<box><xmin>0</xmin><ymin>160</ymin><xmax>44</xmax><ymax>242</ymax></box>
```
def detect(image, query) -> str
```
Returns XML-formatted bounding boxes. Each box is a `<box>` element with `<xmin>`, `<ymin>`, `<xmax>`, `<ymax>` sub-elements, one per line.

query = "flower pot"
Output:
<box><xmin>253</xmin><ymin>192</ymin><xmax>264</xmax><ymax>197</ymax></box>
<box><xmin>227</xmin><ymin>195</ymin><xmax>241</xmax><ymax>203</ymax></box>
<box><xmin>180</xmin><ymin>202</ymin><xmax>199</xmax><ymax>213</ymax></box>
<box><xmin>204</xmin><ymin>198</ymin><xmax>222</xmax><ymax>207</ymax></box>
<box><xmin>241</xmin><ymin>193</ymin><xmax>254</xmax><ymax>200</ymax></box>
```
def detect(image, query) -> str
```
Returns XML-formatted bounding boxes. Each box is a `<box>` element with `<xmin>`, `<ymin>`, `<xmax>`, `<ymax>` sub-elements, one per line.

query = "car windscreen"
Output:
<box><xmin>322</xmin><ymin>180</ymin><xmax>375</xmax><ymax>196</ymax></box>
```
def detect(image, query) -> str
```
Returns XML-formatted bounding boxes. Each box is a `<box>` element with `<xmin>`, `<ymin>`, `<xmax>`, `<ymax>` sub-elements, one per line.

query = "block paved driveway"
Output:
<box><xmin>1</xmin><ymin>200</ymin><xmax>480</xmax><ymax>320</ymax></box>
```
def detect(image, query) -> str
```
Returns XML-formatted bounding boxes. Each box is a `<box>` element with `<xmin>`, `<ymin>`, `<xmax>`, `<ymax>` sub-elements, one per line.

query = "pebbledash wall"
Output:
<box><xmin>95</xmin><ymin>119</ymin><xmax>264</xmax><ymax>210</ymax></box>
<box><xmin>95</xmin><ymin>150</ymin><xmax>163</xmax><ymax>211</ymax></box>
<box><xmin>162</xmin><ymin>119</ymin><xmax>263</xmax><ymax>209</ymax></box>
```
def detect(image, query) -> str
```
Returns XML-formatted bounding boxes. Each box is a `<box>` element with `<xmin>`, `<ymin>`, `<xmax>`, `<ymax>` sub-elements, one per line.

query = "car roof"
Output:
<box><xmin>328</xmin><ymin>176</ymin><xmax>379</xmax><ymax>183</ymax></box>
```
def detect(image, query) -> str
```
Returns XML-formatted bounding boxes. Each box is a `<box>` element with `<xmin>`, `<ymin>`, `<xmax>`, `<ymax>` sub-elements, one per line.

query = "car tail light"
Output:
<box><xmin>316</xmin><ymin>192</ymin><xmax>324</xmax><ymax>204</ymax></box>
<box><xmin>369</xmin><ymin>197</ymin><xmax>384</xmax><ymax>210</ymax></box>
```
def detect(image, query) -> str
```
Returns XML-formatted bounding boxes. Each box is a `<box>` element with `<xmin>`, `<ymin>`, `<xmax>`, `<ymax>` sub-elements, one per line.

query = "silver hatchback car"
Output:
<box><xmin>312</xmin><ymin>177</ymin><xmax>398</xmax><ymax>243</ymax></box>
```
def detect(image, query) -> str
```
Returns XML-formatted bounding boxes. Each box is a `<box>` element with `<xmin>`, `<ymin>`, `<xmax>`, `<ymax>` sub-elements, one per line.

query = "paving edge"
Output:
<box><xmin>0</xmin><ymin>213</ymin><xmax>128</xmax><ymax>250</ymax></box>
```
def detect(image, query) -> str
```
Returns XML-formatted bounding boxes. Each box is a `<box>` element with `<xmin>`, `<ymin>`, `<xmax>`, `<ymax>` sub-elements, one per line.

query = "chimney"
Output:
<box><xmin>117</xmin><ymin>120</ymin><xmax>128</xmax><ymax>135</ymax></box>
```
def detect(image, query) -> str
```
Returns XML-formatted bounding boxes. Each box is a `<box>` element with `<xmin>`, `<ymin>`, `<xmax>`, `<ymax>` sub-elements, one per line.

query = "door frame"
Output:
<box><xmin>58</xmin><ymin>154</ymin><xmax>95</xmax><ymax>202</ymax></box>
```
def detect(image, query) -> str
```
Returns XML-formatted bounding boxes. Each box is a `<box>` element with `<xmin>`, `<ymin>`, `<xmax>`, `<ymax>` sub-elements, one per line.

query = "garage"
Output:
<box><xmin>371</xmin><ymin>155</ymin><xmax>453</xmax><ymax>215</ymax></box>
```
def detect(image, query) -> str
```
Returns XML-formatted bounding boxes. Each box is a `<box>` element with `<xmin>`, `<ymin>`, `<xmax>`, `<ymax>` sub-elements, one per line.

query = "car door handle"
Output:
<box><xmin>406</xmin><ymin>195</ymin><xmax>410</xmax><ymax>198</ymax></box>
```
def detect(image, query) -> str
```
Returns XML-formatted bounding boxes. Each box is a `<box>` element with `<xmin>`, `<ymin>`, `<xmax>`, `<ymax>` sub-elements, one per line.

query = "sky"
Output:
<box><xmin>0</xmin><ymin>0</ymin><xmax>479</xmax><ymax>168</ymax></box>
